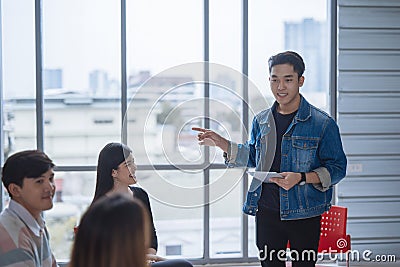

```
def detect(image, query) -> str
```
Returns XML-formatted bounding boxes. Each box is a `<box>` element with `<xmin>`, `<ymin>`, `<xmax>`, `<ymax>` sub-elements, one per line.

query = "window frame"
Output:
<box><xmin>0</xmin><ymin>0</ymin><xmax>336</xmax><ymax>265</ymax></box>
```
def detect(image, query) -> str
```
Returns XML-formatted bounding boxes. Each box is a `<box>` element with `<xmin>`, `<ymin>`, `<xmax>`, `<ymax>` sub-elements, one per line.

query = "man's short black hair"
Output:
<box><xmin>268</xmin><ymin>51</ymin><xmax>306</xmax><ymax>79</ymax></box>
<box><xmin>2</xmin><ymin>150</ymin><xmax>55</xmax><ymax>195</ymax></box>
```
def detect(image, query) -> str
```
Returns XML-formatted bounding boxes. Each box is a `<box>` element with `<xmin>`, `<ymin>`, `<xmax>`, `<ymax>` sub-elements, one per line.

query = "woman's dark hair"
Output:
<box><xmin>69</xmin><ymin>194</ymin><xmax>150</xmax><ymax>267</ymax></box>
<box><xmin>2</xmin><ymin>150</ymin><xmax>54</xmax><ymax>196</ymax></box>
<box><xmin>92</xmin><ymin>142</ymin><xmax>132</xmax><ymax>203</ymax></box>
<box><xmin>268</xmin><ymin>51</ymin><xmax>306</xmax><ymax>79</ymax></box>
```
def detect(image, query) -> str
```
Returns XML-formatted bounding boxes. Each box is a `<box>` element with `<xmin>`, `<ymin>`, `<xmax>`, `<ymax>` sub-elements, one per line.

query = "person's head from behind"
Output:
<box><xmin>93</xmin><ymin>142</ymin><xmax>137</xmax><ymax>202</ymax></box>
<box><xmin>1</xmin><ymin>150</ymin><xmax>55</xmax><ymax>219</ymax></box>
<box><xmin>70</xmin><ymin>194</ymin><xmax>150</xmax><ymax>267</ymax></box>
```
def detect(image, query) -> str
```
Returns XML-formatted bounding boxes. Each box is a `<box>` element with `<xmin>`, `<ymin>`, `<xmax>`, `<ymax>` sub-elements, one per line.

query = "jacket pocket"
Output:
<box><xmin>291</xmin><ymin>137</ymin><xmax>318</xmax><ymax>171</ymax></box>
<box><xmin>295</xmin><ymin>184</ymin><xmax>330</xmax><ymax>209</ymax></box>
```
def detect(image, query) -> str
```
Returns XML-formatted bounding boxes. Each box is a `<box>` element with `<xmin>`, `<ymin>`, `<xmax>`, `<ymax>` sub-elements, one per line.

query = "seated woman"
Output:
<box><xmin>91</xmin><ymin>142</ymin><xmax>193</xmax><ymax>267</ymax></box>
<box><xmin>70</xmin><ymin>194</ymin><xmax>150</xmax><ymax>267</ymax></box>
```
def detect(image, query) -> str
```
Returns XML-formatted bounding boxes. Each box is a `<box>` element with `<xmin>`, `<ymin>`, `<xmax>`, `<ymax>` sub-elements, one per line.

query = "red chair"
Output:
<box><xmin>287</xmin><ymin>205</ymin><xmax>351</xmax><ymax>267</ymax></box>
<box><xmin>319</xmin><ymin>205</ymin><xmax>351</xmax><ymax>266</ymax></box>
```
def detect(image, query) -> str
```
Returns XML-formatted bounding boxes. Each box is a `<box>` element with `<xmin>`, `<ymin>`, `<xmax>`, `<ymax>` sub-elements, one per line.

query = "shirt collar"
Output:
<box><xmin>8</xmin><ymin>199</ymin><xmax>45</xmax><ymax>237</ymax></box>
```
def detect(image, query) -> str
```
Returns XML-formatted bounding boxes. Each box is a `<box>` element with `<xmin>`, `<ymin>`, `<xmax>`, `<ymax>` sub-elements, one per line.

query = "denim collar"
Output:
<box><xmin>270</xmin><ymin>95</ymin><xmax>311</xmax><ymax>122</ymax></box>
<box><xmin>295</xmin><ymin>95</ymin><xmax>312</xmax><ymax>122</ymax></box>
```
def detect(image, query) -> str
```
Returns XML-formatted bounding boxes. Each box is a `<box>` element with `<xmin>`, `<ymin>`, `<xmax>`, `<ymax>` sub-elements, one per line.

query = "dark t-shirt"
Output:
<box><xmin>130</xmin><ymin>186</ymin><xmax>158</xmax><ymax>251</ymax></box>
<box><xmin>258</xmin><ymin>107</ymin><xmax>297</xmax><ymax>211</ymax></box>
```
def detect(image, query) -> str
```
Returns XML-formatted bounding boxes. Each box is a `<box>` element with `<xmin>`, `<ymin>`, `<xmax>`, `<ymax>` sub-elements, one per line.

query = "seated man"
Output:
<box><xmin>0</xmin><ymin>150</ymin><xmax>58</xmax><ymax>267</ymax></box>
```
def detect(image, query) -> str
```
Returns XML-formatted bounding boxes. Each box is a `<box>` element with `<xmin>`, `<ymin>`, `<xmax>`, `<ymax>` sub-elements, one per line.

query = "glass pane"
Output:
<box><xmin>2</xmin><ymin>0</ymin><xmax>36</xmax><ymax>156</ymax></box>
<box><xmin>209</xmin><ymin>0</ymin><xmax>241</xmax><ymax>69</ymax></box>
<box><xmin>136</xmin><ymin>170</ymin><xmax>204</xmax><ymax>258</ymax></box>
<box><xmin>44</xmin><ymin>171</ymin><xmax>95</xmax><ymax>261</ymax></box>
<box><xmin>126</xmin><ymin>64</ymin><xmax>204</xmax><ymax>166</ymax></box>
<box><xmin>248</xmin><ymin>215</ymin><xmax>258</xmax><ymax>257</ymax></box>
<box><xmin>208</xmin><ymin>0</ymin><xmax>243</xmax><ymax>165</ymax></box>
<box><xmin>249</xmin><ymin>0</ymin><xmax>329</xmax><ymax>112</ymax></box>
<box><xmin>127</xmin><ymin>0</ymin><xmax>203</xmax><ymax>74</ymax></box>
<box><xmin>210</xmin><ymin>169</ymin><xmax>244</xmax><ymax>258</ymax></box>
<box><xmin>208</xmin><ymin>66</ymin><xmax>246</xmax><ymax>164</ymax></box>
<box><xmin>126</xmin><ymin>0</ymin><xmax>203</xmax><ymax>166</ymax></box>
<box><xmin>42</xmin><ymin>0</ymin><xmax>121</xmax><ymax>165</ymax></box>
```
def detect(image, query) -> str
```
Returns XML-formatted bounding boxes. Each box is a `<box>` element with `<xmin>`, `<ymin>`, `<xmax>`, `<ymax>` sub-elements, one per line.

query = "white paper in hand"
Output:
<box><xmin>247</xmin><ymin>171</ymin><xmax>283</xmax><ymax>183</ymax></box>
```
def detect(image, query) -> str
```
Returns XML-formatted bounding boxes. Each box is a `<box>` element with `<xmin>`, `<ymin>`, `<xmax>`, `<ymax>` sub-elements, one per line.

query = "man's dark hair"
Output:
<box><xmin>268</xmin><ymin>51</ymin><xmax>306</xmax><ymax>79</ymax></box>
<box><xmin>2</xmin><ymin>150</ymin><xmax>55</xmax><ymax>195</ymax></box>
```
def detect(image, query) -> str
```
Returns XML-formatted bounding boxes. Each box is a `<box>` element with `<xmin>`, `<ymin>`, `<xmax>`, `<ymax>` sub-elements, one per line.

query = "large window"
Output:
<box><xmin>1</xmin><ymin>0</ymin><xmax>330</xmax><ymax>264</ymax></box>
<box><xmin>42</xmin><ymin>0</ymin><xmax>122</xmax><ymax>165</ymax></box>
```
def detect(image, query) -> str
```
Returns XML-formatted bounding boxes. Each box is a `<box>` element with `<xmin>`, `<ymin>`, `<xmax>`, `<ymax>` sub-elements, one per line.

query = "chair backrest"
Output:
<box><xmin>318</xmin><ymin>205</ymin><xmax>350</xmax><ymax>253</ymax></box>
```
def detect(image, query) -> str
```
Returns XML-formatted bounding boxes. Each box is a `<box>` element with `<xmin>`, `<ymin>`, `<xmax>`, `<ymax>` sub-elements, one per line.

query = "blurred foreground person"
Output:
<box><xmin>69</xmin><ymin>194</ymin><xmax>149</xmax><ymax>267</ymax></box>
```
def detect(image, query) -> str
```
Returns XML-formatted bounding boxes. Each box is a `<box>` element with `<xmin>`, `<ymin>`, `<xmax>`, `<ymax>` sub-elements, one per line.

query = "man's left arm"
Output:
<box><xmin>312</xmin><ymin>118</ymin><xmax>347</xmax><ymax>191</ymax></box>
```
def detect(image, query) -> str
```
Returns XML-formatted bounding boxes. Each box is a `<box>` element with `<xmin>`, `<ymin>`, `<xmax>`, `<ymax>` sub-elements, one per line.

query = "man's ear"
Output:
<box><xmin>299</xmin><ymin>76</ymin><xmax>305</xmax><ymax>87</ymax></box>
<box><xmin>8</xmin><ymin>183</ymin><xmax>22</xmax><ymax>198</ymax></box>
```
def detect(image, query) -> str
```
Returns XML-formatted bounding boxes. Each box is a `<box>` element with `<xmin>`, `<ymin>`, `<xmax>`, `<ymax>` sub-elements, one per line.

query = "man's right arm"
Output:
<box><xmin>192</xmin><ymin>127</ymin><xmax>229</xmax><ymax>152</ymax></box>
<box><xmin>193</xmin><ymin>116</ymin><xmax>259</xmax><ymax>168</ymax></box>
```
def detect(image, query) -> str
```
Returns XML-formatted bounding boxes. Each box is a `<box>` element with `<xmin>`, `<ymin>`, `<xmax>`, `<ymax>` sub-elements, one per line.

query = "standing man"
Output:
<box><xmin>193</xmin><ymin>51</ymin><xmax>347</xmax><ymax>267</ymax></box>
<box><xmin>0</xmin><ymin>150</ymin><xmax>58</xmax><ymax>267</ymax></box>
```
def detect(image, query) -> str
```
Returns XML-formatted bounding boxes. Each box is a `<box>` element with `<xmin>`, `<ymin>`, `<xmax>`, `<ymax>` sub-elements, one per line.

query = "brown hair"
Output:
<box><xmin>69</xmin><ymin>194</ymin><xmax>150</xmax><ymax>267</ymax></box>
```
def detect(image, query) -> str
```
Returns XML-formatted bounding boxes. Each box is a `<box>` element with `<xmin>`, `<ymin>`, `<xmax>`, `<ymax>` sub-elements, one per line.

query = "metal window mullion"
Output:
<box><xmin>203</xmin><ymin>0</ymin><xmax>210</xmax><ymax>262</ymax></box>
<box><xmin>121</xmin><ymin>0</ymin><xmax>128</xmax><ymax>144</ymax></box>
<box><xmin>35</xmin><ymin>0</ymin><xmax>44</xmax><ymax>151</ymax></box>
<box><xmin>329</xmin><ymin>0</ymin><xmax>338</xmax><ymax>122</ymax></box>
<box><xmin>0</xmin><ymin>1</ymin><xmax>4</xmax><ymax>210</ymax></box>
<box><xmin>241</xmin><ymin>0</ymin><xmax>249</xmax><ymax>260</ymax></box>
<box><xmin>54</xmin><ymin>163</ymin><xmax>226</xmax><ymax>174</ymax></box>
<box><xmin>54</xmin><ymin>166</ymin><xmax>97</xmax><ymax>172</ymax></box>
<box><xmin>189</xmin><ymin>256</ymin><xmax>259</xmax><ymax>265</ymax></box>
<box><xmin>329</xmin><ymin>0</ymin><xmax>338</xmax><ymax>205</ymax></box>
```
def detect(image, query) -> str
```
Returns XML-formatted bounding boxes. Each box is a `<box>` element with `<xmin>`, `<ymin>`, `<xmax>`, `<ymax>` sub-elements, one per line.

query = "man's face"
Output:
<box><xmin>12</xmin><ymin>168</ymin><xmax>56</xmax><ymax>220</ymax></box>
<box><xmin>269</xmin><ymin>63</ymin><xmax>304</xmax><ymax>110</ymax></box>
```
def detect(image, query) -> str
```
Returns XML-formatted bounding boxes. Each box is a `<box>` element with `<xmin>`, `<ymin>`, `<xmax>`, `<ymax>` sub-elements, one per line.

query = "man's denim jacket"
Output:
<box><xmin>224</xmin><ymin>96</ymin><xmax>347</xmax><ymax>220</ymax></box>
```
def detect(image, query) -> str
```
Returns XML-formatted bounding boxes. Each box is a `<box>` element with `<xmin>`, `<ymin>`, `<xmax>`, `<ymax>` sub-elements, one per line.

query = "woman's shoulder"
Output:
<box><xmin>129</xmin><ymin>186</ymin><xmax>149</xmax><ymax>199</ymax></box>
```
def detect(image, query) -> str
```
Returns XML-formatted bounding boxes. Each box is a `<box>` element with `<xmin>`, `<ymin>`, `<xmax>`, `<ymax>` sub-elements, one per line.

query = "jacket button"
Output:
<box><xmin>249</xmin><ymin>210</ymin><xmax>253</xmax><ymax>213</ymax></box>
<box><xmin>254</xmin><ymin>193</ymin><xmax>257</xmax><ymax>196</ymax></box>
